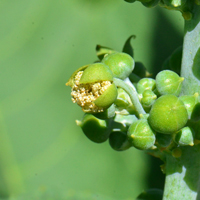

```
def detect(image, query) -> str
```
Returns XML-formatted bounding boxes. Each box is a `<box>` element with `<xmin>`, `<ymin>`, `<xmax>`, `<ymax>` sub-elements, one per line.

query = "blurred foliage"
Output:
<box><xmin>0</xmin><ymin>0</ymin><xmax>183</xmax><ymax>199</ymax></box>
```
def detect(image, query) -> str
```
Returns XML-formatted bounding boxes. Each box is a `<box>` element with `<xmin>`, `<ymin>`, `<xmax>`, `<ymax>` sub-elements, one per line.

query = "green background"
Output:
<box><xmin>0</xmin><ymin>0</ymin><xmax>183</xmax><ymax>199</ymax></box>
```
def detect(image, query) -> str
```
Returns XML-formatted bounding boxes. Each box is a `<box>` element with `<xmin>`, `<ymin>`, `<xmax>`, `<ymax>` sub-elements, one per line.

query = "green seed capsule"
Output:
<box><xmin>137</xmin><ymin>78</ymin><xmax>156</xmax><ymax>94</ymax></box>
<box><xmin>66</xmin><ymin>63</ymin><xmax>118</xmax><ymax>113</ymax></box>
<box><xmin>173</xmin><ymin>126</ymin><xmax>195</xmax><ymax>146</ymax></box>
<box><xmin>127</xmin><ymin>119</ymin><xmax>156</xmax><ymax>150</ymax></box>
<box><xmin>102</xmin><ymin>52</ymin><xmax>134</xmax><ymax>80</ymax></box>
<box><xmin>76</xmin><ymin>113</ymin><xmax>111</xmax><ymax>143</ymax></box>
<box><xmin>179</xmin><ymin>93</ymin><xmax>199</xmax><ymax>119</ymax></box>
<box><xmin>141</xmin><ymin>90</ymin><xmax>157</xmax><ymax>108</ymax></box>
<box><xmin>155</xmin><ymin>70</ymin><xmax>184</xmax><ymax>96</ymax></box>
<box><xmin>148</xmin><ymin>95</ymin><xmax>188</xmax><ymax>134</ymax></box>
<box><xmin>109</xmin><ymin>131</ymin><xmax>131</xmax><ymax>151</ymax></box>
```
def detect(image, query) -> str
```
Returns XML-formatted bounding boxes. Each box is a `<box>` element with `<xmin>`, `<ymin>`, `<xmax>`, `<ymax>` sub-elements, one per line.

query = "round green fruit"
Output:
<box><xmin>148</xmin><ymin>95</ymin><xmax>188</xmax><ymax>134</ymax></box>
<box><xmin>127</xmin><ymin>119</ymin><xmax>156</xmax><ymax>150</ymax></box>
<box><xmin>155</xmin><ymin>70</ymin><xmax>184</xmax><ymax>96</ymax></box>
<box><xmin>102</xmin><ymin>52</ymin><xmax>134</xmax><ymax>80</ymax></box>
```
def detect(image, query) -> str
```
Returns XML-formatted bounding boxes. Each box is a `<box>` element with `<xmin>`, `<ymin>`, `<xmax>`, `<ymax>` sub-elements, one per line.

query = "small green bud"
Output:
<box><xmin>173</xmin><ymin>126</ymin><xmax>195</xmax><ymax>146</ymax></box>
<box><xmin>148</xmin><ymin>95</ymin><xmax>188</xmax><ymax>134</ymax></box>
<box><xmin>141</xmin><ymin>90</ymin><xmax>157</xmax><ymax>108</ymax></box>
<box><xmin>179</xmin><ymin>93</ymin><xmax>199</xmax><ymax>119</ymax></box>
<box><xmin>102</xmin><ymin>52</ymin><xmax>134</xmax><ymax>80</ymax></box>
<box><xmin>66</xmin><ymin>63</ymin><xmax>118</xmax><ymax>113</ymax></box>
<box><xmin>137</xmin><ymin>78</ymin><xmax>156</xmax><ymax>94</ymax></box>
<box><xmin>114</xmin><ymin>88</ymin><xmax>136</xmax><ymax>114</ymax></box>
<box><xmin>162</xmin><ymin>0</ymin><xmax>187</xmax><ymax>8</ymax></box>
<box><xmin>127</xmin><ymin>119</ymin><xmax>156</xmax><ymax>150</ymax></box>
<box><xmin>109</xmin><ymin>131</ymin><xmax>131</xmax><ymax>151</ymax></box>
<box><xmin>155</xmin><ymin>70</ymin><xmax>184</xmax><ymax>96</ymax></box>
<box><xmin>76</xmin><ymin>113</ymin><xmax>111</xmax><ymax>143</ymax></box>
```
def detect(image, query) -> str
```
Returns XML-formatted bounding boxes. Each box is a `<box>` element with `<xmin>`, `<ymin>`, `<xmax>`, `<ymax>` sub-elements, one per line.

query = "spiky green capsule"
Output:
<box><xmin>127</xmin><ymin>119</ymin><xmax>156</xmax><ymax>150</ymax></box>
<box><xmin>173</xmin><ymin>126</ymin><xmax>195</xmax><ymax>146</ymax></box>
<box><xmin>137</xmin><ymin>78</ymin><xmax>156</xmax><ymax>94</ymax></box>
<box><xmin>102</xmin><ymin>52</ymin><xmax>134</xmax><ymax>80</ymax></box>
<box><xmin>155</xmin><ymin>70</ymin><xmax>184</xmax><ymax>96</ymax></box>
<box><xmin>76</xmin><ymin>114</ymin><xmax>111</xmax><ymax>143</ymax></box>
<box><xmin>148</xmin><ymin>95</ymin><xmax>188</xmax><ymax>134</ymax></box>
<box><xmin>66</xmin><ymin>63</ymin><xmax>118</xmax><ymax>113</ymax></box>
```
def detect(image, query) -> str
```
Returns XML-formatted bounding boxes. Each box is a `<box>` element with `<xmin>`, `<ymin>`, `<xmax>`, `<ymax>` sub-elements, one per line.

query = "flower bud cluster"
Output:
<box><xmin>66</xmin><ymin>47</ymin><xmax>200</xmax><ymax>160</ymax></box>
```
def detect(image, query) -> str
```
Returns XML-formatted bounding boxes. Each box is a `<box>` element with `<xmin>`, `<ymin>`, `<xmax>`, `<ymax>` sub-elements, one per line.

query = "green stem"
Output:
<box><xmin>163</xmin><ymin>4</ymin><xmax>200</xmax><ymax>200</ymax></box>
<box><xmin>181</xmin><ymin>4</ymin><xmax>200</xmax><ymax>95</ymax></box>
<box><xmin>163</xmin><ymin>146</ymin><xmax>200</xmax><ymax>200</ymax></box>
<box><xmin>113</xmin><ymin>78</ymin><xmax>146</xmax><ymax>116</ymax></box>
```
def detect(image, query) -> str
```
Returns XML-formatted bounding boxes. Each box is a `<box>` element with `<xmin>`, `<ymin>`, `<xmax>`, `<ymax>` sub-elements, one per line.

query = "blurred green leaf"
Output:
<box><xmin>122</xmin><ymin>35</ymin><xmax>136</xmax><ymax>58</ymax></box>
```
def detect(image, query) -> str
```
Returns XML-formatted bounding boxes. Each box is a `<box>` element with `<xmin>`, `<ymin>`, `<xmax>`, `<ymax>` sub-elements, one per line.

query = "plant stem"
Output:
<box><xmin>163</xmin><ymin>4</ymin><xmax>200</xmax><ymax>200</ymax></box>
<box><xmin>113</xmin><ymin>78</ymin><xmax>146</xmax><ymax>116</ymax></box>
<box><xmin>163</xmin><ymin>146</ymin><xmax>200</xmax><ymax>200</ymax></box>
<box><xmin>181</xmin><ymin>4</ymin><xmax>200</xmax><ymax>95</ymax></box>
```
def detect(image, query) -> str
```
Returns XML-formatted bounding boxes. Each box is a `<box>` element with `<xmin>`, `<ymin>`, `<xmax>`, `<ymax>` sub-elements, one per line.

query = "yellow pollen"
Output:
<box><xmin>71</xmin><ymin>71</ymin><xmax>111</xmax><ymax>112</ymax></box>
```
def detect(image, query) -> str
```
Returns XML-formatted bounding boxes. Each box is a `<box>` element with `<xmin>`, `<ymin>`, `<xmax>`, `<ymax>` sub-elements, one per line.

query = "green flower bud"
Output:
<box><xmin>114</xmin><ymin>88</ymin><xmax>136</xmax><ymax>114</ymax></box>
<box><xmin>179</xmin><ymin>93</ymin><xmax>199</xmax><ymax>119</ymax></box>
<box><xmin>155</xmin><ymin>70</ymin><xmax>184</xmax><ymax>96</ymax></box>
<box><xmin>66</xmin><ymin>63</ymin><xmax>118</xmax><ymax>113</ymax></box>
<box><xmin>109</xmin><ymin>131</ymin><xmax>131</xmax><ymax>151</ymax></box>
<box><xmin>148</xmin><ymin>95</ymin><xmax>188</xmax><ymax>134</ymax></box>
<box><xmin>173</xmin><ymin>126</ymin><xmax>195</xmax><ymax>146</ymax></box>
<box><xmin>127</xmin><ymin>119</ymin><xmax>156</xmax><ymax>150</ymax></box>
<box><xmin>137</xmin><ymin>78</ymin><xmax>156</xmax><ymax>94</ymax></box>
<box><xmin>76</xmin><ymin>113</ymin><xmax>111</xmax><ymax>143</ymax></box>
<box><xmin>162</xmin><ymin>0</ymin><xmax>187</xmax><ymax>9</ymax></box>
<box><xmin>102</xmin><ymin>52</ymin><xmax>134</xmax><ymax>80</ymax></box>
<box><xmin>141</xmin><ymin>90</ymin><xmax>157</xmax><ymax>108</ymax></box>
